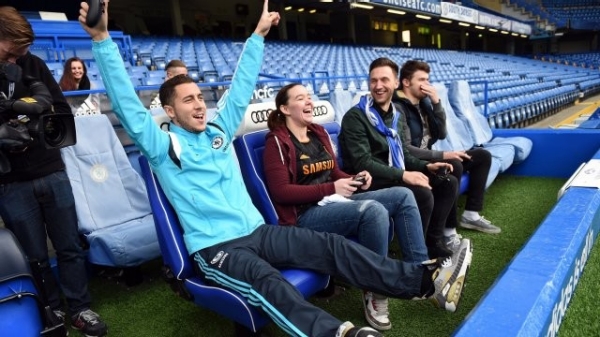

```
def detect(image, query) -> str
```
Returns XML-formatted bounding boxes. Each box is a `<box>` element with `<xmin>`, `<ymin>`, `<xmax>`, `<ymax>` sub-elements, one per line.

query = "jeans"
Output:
<box><xmin>196</xmin><ymin>224</ymin><xmax>428</xmax><ymax>337</ymax></box>
<box><xmin>0</xmin><ymin>171</ymin><xmax>91</xmax><ymax>315</ymax></box>
<box><xmin>399</xmin><ymin>174</ymin><xmax>458</xmax><ymax>246</ymax></box>
<box><xmin>433</xmin><ymin>148</ymin><xmax>492</xmax><ymax>228</ymax></box>
<box><xmin>297</xmin><ymin>186</ymin><xmax>429</xmax><ymax>264</ymax></box>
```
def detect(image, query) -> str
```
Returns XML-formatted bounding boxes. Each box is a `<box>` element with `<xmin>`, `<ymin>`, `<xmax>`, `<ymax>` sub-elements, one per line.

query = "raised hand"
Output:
<box><xmin>419</xmin><ymin>83</ymin><xmax>440</xmax><ymax>104</ymax></box>
<box><xmin>254</xmin><ymin>0</ymin><xmax>281</xmax><ymax>37</ymax></box>
<box><xmin>78</xmin><ymin>0</ymin><xmax>110</xmax><ymax>41</ymax></box>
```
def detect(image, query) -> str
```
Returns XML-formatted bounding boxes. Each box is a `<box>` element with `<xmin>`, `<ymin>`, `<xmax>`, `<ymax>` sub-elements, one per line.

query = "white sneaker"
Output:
<box><xmin>362</xmin><ymin>291</ymin><xmax>391</xmax><ymax>331</ymax></box>
<box><xmin>443</xmin><ymin>233</ymin><xmax>463</xmax><ymax>253</ymax></box>
<box><xmin>460</xmin><ymin>216</ymin><xmax>501</xmax><ymax>234</ymax></box>
<box><xmin>427</xmin><ymin>238</ymin><xmax>472</xmax><ymax>312</ymax></box>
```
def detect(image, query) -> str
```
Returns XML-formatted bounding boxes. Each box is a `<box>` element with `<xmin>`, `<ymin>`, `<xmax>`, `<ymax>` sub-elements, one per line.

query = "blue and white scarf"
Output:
<box><xmin>356</xmin><ymin>95</ymin><xmax>405</xmax><ymax>169</ymax></box>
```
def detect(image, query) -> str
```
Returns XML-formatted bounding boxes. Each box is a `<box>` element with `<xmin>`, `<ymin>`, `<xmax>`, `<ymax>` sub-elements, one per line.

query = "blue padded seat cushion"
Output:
<box><xmin>61</xmin><ymin>114</ymin><xmax>160</xmax><ymax>267</ymax></box>
<box><xmin>448</xmin><ymin>81</ymin><xmax>532</xmax><ymax>163</ymax></box>
<box><xmin>432</xmin><ymin>83</ymin><xmax>503</xmax><ymax>189</ymax></box>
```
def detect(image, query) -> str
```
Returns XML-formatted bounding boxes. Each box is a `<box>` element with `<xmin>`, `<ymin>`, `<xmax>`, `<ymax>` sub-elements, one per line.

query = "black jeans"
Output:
<box><xmin>400</xmin><ymin>174</ymin><xmax>458</xmax><ymax>245</ymax></box>
<box><xmin>195</xmin><ymin>224</ymin><xmax>428</xmax><ymax>337</ymax></box>
<box><xmin>445</xmin><ymin>148</ymin><xmax>492</xmax><ymax>228</ymax></box>
<box><xmin>0</xmin><ymin>171</ymin><xmax>91</xmax><ymax>315</ymax></box>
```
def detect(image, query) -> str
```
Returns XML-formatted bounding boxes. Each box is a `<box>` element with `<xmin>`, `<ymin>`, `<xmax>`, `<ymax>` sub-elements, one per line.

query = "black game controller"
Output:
<box><xmin>353</xmin><ymin>175</ymin><xmax>366</xmax><ymax>186</ymax></box>
<box><xmin>435</xmin><ymin>167</ymin><xmax>450</xmax><ymax>180</ymax></box>
<box><xmin>86</xmin><ymin>0</ymin><xmax>104</xmax><ymax>27</ymax></box>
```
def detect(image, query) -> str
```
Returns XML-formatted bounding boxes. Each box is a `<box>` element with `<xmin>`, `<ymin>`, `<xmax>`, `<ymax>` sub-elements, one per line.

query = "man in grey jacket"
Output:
<box><xmin>393</xmin><ymin>60</ymin><xmax>500</xmax><ymax>244</ymax></box>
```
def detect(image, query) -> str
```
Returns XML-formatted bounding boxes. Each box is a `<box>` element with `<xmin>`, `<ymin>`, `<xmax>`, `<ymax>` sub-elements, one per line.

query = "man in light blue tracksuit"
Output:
<box><xmin>79</xmin><ymin>1</ymin><xmax>470</xmax><ymax>336</ymax></box>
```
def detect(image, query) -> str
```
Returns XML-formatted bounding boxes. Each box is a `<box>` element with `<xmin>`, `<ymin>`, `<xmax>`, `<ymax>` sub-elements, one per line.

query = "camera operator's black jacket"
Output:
<box><xmin>0</xmin><ymin>52</ymin><xmax>71</xmax><ymax>183</ymax></box>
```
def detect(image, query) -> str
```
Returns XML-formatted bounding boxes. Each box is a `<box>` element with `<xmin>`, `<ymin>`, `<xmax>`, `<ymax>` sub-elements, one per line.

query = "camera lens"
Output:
<box><xmin>43</xmin><ymin>116</ymin><xmax>66</xmax><ymax>147</ymax></box>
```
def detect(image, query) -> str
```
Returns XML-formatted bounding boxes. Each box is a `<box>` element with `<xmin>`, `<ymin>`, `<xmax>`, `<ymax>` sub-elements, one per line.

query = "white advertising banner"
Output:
<box><xmin>440</xmin><ymin>2</ymin><xmax>478</xmax><ymax>24</ymax></box>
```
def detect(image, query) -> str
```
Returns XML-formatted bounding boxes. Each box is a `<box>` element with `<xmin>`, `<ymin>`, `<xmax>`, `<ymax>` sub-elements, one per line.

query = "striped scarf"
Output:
<box><xmin>356</xmin><ymin>95</ymin><xmax>405</xmax><ymax>169</ymax></box>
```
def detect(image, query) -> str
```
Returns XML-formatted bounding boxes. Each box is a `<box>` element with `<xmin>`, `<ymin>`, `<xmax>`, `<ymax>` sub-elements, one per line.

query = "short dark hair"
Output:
<box><xmin>166</xmin><ymin>60</ymin><xmax>187</xmax><ymax>71</ymax></box>
<box><xmin>159</xmin><ymin>74</ymin><xmax>195</xmax><ymax>107</ymax></box>
<box><xmin>400</xmin><ymin>60</ymin><xmax>431</xmax><ymax>83</ymax></box>
<box><xmin>267</xmin><ymin>83</ymin><xmax>302</xmax><ymax>131</ymax></box>
<box><xmin>369</xmin><ymin>57</ymin><xmax>399</xmax><ymax>78</ymax></box>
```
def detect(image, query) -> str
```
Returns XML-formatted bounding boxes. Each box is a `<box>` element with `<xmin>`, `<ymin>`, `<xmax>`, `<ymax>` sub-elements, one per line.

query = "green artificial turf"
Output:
<box><xmin>559</xmin><ymin>240</ymin><xmax>600</xmax><ymax>337</ymax></box>
<box><xmin>78</xmin><ymin>175</ymin><xmax>575</xmax><ymax>336</ymax></box>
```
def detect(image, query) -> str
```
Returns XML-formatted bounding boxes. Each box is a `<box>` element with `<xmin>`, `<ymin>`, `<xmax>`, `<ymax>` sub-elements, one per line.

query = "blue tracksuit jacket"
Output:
<box><xmin>93</xmin><ymin>34</ymin><xmax>265</xmax><ymax>254</ymax></box>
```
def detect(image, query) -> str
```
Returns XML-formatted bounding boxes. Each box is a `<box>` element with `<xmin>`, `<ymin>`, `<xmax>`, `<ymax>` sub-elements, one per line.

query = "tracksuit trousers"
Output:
<box><xmin>194</xmin><ymin>224</ymin><xmax>427</xmax><ymax>337</ymax></box>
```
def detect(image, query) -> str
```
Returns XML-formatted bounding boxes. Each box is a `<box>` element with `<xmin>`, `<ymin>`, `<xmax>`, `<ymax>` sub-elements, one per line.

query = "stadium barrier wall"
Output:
<box><xmin>454</xmin><ymin>135</ymin><xmax>600</xmax><ymax>337</ymax></box>
<box><xmin>493</xmin><ymin>128</ymin><xmax>600</xmax><ymax>178</ymax></box>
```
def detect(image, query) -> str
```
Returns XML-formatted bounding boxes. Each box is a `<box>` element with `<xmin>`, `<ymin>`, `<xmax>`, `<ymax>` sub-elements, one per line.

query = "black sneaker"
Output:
<box><xmin>427</xmin><ymin>239</ymin><xmax>454</xmax><ymax>259</ymax></box>
<box><xmin>53</xmin><ymin>310</ymin><xmax>66</xmax><ymax>323</ymax></box>
<box><xmin>346</xmin><ymin>326</ymin><xmax>383</xmax><ymax>337</ymax></box>
<box><xmin>336</xmin><ymin>321</ymin><xmax>383</xmax><ymax>337</ymax></box>
<box><xmin>71</xmin><ymin>309</ymin><xmax>107</xmax><ymax>337</ymax></box>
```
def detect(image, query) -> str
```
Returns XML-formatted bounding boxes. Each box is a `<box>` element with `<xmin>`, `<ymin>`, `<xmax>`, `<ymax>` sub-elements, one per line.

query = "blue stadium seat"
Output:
<box><xmin>448</xmin><ymin>81</ymin><xmax>532</xmax><ymax>165</ymax></box>
<box><xmin>431</xmin><ymin>83</ymin><xmax>500</xmax><ymax>190</ymax></box>
<box><xmin>61</xmin><ymin>115</ymin><xmax>161</xmax><ymax>268</ymax></box>
<box><xmin>143</xmin><ymin>77</ymin><xmax>163</xmax><ymax>86</ymax></box>
<box><xmin>137</xmin><ymin>155</ymin><xmax>329</xmax><ymax>334</ymax></box>
<box><xmin>0</xmin><ymin>229</ymin><xmax>46</xmax><ymax>336</ymax></box>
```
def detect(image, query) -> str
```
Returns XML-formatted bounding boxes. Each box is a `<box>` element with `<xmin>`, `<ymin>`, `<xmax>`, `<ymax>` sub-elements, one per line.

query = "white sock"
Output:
<box><xmin>462</xmin><ymin>210</ymin><xmax>481</xmax><ymax>221</ymax></box>
<box><xmin>443</xmin><ymin>227</ymin><xmax>457</xmax><ymax>236</ymax></box>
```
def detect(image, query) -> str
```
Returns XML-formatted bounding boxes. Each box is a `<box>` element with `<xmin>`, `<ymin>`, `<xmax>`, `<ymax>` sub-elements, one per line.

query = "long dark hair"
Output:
<box><xmin>267</xmin><ymin>83</ymin><xmax>302</xmax><ymax>131</ymax></box>
<box><xmin>58</xmin><ymin>57</ymin><xmax>90</xmax><ymax>92</ymax></box>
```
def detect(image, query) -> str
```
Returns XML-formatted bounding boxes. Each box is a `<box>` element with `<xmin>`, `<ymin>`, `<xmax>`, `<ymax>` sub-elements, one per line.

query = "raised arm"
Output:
<box><xmin>79</xmin><ymin>0</ymin><xmax>169</xmax><ymax>165</ymax></box>
<box><xmin>208</xmin><ymin>0</ymin><xmax>280</xmax><ymax>138</ymax></box>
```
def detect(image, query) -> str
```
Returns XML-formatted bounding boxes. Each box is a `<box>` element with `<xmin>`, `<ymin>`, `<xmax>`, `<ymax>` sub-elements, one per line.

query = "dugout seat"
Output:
<box><xmin>138</xmin><ymin>156</ymin><xmax>329</xmax><ymax>335</ymax></box>
<box><xmin>0</xmin><ymin>228</ymin><xmax>66</xmax><ymax>336</ymax></box>
<box><xmin>61</xmin><ymin>114</ymin><xmax>161</xmax><ymax>269</ymax></box>
<box><xmin>232</xmin><ymin>100</ymin><xmax>339</xmax><ymax>224</ymax></box>
<box><xmin>431</xmin><ymin>83</ymin><xmax>505</xmax><ymax>189</ymax></box>
<box><xmin>448</xmin><ymin>81</ymin><xmax>533</xmax><ymax>165</ymax></box>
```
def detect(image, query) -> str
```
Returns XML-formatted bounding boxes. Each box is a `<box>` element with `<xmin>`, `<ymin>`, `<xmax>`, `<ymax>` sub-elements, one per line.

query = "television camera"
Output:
<box><xmin>0</xmin><ymin>61</ymin><xmax>76</xmax><ymax>173</ymax></box>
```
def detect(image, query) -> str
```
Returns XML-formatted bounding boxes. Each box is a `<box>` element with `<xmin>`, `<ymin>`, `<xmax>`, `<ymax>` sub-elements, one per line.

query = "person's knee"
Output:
<box><xmin>359</xmin><ymin>201</ymin><xmax>389</xmax><ymax>230</ymax></box>
<box><xmin>388</xmin><ymin>186</ymin><xmax>418</xmax><ymax>206</ymax></box>
<box><xmin>473</xmin><ymin>148</ymin><xmax>492</xmax><ymax>165</ymax></box>
<box><xmin>435</xmin><ymin>175</ymin><xmax>459</xmax><ymax>199</ymax></box>
<box><xmin>448</xmin><ymin>159</ymin><xmax>464</xmax><ymax>178</ymax></box>
<box><xmin>447</xmin><ymin>175</ymin><xmax>459</xmax><ymax>194</ymax></box>
<box><xmin>412</xmin><ymin>187</ymin><xmax>434</xmax><ymax>211</ymax></box>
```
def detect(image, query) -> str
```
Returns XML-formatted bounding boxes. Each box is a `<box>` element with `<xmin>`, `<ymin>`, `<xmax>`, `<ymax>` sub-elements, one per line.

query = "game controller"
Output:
<box><xmin>353</xmin><ymin>175</ymin><xmax>366</xmax><ymax>186</ymax></box>
<box><xmin>86</xmin><ymin>0</ymin><xmax>104</xmax><ymax>27</ymax></box>
<box><xmin>435</xmin><ymin>167</ymin><xmax>450</xmax><ymax>180</ymax></box>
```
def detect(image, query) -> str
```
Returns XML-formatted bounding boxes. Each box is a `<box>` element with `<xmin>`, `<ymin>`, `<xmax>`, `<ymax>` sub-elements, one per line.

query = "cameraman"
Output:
<box><xmin>0</xmin><ymin>6</ymin><xmax>107</xmax><ymax>337</ymax></box>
